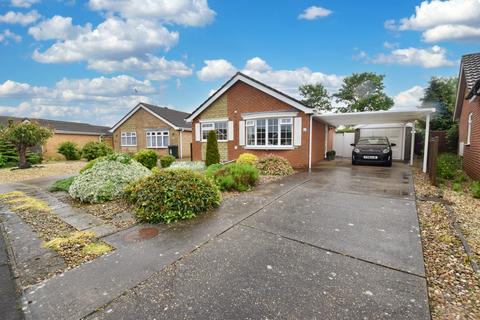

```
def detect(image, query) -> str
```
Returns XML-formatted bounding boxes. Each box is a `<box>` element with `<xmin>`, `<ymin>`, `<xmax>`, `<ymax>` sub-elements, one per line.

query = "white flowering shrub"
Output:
<box><xmin>69</xmin><ymin>159</ymin><xmax>151</xmax><ymax>203</ymax></box>
<box><xmin>168</xmin><ymin>161</ymin><xmax>205</xmax><ymax>171</ymax></box>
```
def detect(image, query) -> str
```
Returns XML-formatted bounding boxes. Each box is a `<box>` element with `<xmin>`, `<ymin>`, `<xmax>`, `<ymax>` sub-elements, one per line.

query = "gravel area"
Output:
<box><xmin>0</xmin><ymin>161</ymin><xmax>86</xmax><ymax>184</ymax></box>
<box><xmin>413</xmin><ymin>168</ymin><xmax>480</xmax><ymax>319</ymax></box>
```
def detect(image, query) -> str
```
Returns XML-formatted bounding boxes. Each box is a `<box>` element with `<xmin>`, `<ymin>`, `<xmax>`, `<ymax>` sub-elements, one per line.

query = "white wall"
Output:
<box><xmin>333</xmin><ymin>132</ymin><xmax>355</xmax><ymax>157</ymax></box>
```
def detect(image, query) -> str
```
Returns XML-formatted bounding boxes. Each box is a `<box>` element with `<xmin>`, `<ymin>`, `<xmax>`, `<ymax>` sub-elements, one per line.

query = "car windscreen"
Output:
<box><xmin>357</xmin><ymin>137</ymin><xmax>389</xmax><ymax>145</ymax></box>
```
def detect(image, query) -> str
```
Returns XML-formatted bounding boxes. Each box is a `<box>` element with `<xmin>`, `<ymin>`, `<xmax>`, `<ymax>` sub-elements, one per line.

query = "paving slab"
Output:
<box><xmin>88</xmin><ymin>225</ymin><xmax>430</xmax><ymax>320</ymax></box>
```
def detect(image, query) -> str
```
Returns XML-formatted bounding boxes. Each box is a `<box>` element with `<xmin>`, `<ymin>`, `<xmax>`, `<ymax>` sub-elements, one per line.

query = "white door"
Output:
<box><xmin>333</xmin><ymin>132</ymin><xmax>355</xmax><ymax>157</ymax></box>
<box><xmin>359</xmin><ymin>128</ymin><xmax>402</xmax><ymax>160</ymax></box>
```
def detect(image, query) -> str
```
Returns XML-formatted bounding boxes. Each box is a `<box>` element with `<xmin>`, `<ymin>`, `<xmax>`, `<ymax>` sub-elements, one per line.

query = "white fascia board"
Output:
<box><xmin>185</xmin><ymin>74</ymin><xmax>312</xmax><ymax>122</ymax></box>
<box><xmin>110</xmin><ymin>103</ymin><xmax>180</xmax><ymax>132</ymax></box>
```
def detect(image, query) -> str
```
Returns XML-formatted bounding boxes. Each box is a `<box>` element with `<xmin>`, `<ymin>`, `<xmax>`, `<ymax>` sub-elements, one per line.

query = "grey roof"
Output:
<box><xmin>462</xmin><ymin>53</ymin><xmax>480</xmax><ymax>90</ymax></box>
<box><xmin>0</xmin><ymin>116</ymin><xmax>110</xmax><ymax>135</ymax></box>
<box><xmin>140</xmin><ymin>103</ymin><xmax>191</xmax><ymax>129</ymax></box>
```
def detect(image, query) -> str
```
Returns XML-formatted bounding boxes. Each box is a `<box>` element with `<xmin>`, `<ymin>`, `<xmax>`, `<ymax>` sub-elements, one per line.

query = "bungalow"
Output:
<box><xmin>0</xmin><ymin>116</ymin><xmax>111</xmax><ymax>159</ymax></box>
<box><xmin>454</xmin><ymin>53</ymin><xmax>480</xmax><ymax>180</ymax></box>
<box><xmin>186</xmin><ymin>72</ymin><xmax>333</xmax><ymax>168</ymax></box>
<box><xmin>110</xmin><ymin>103</ymin><xmax>192</xmax><ymax>159</ymax></box>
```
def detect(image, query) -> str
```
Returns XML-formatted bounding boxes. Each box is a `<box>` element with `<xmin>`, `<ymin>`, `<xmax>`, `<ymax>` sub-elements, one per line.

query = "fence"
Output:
<box><xmin>427</xmin><ymin>136</ymin><xmax>439</xmax><ymax>186</ymax></box>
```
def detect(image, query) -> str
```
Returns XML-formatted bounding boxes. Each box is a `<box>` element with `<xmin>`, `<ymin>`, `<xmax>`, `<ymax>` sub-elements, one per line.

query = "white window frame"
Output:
<box><xmin>146</xmin><ymin>130</ymin><xmax>169</xmax><ymax>149</ymax></box>
<box><xmin>201</xmin><ymin>121</ymin><xmax>228</xmax><ymax>142</ymax></box>
<box><xmin>467</xmin><ymin>112</ymin><xmax>473</xmax><ymax>145</ymax></box>
<box><xmin>245</xmin><ymin>118</ymin><xmax>293</xmax><ymax>149</ymax></box>
<box><xmin>121</xmin><ymin>132</ymin><xmax>137</xmax><ymax>147</ymax></box>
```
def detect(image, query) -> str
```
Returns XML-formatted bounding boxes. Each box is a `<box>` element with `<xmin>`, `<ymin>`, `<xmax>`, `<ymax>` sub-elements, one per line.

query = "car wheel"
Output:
<box><xmin>352</xmin><ymin>158</ymin><xmax>357</xmax><ymax>165</ymax></box>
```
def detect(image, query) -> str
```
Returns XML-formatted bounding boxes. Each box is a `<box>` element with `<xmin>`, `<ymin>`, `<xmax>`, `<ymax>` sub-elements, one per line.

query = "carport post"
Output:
<box><xmin>422</xmin><ymin>114</ymin><xmax>430</xmax><ymax>173</ymax></box>
<box><xmin>410</xmin><ymin>126</ymin><xmax>415</xmax><ymax>166</ymax></box>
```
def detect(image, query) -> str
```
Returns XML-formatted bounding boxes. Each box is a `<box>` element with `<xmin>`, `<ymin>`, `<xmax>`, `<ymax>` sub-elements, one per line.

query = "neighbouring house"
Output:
<box><xmin>110</xmin><ymin>103</ymin><xmax>192</xmax><ymax>159</ymax></box>
<box><xmin>186</xmin><ymin>72</ymin><xmax>333</xmax><ymax>168</ymax></box>
<box><xmin>0</xmin><ymin>116</ymin><xmax>111</xmax><ymax>159</ymax></box>
<box><xmin>454</xmin><ymin>53</ymin><xmax>480</xmax><ymax>180</ymax></box>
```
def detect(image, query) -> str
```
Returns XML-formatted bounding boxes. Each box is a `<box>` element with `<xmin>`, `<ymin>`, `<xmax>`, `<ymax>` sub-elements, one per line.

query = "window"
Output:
<box><xmin>467</xmin><ymin>112</ymin><xmax>473</xmax><ymax>145</ymax></box>
<box><xmin>201</xmin><ymin>121</ymin><xmax>228</xmax><ymax>141</ymax></box>
<box><xmin>121</xmin><ymin>132</ymin><xmax>137</xmax><ymax>146</ymax></box>
<box><xmin>245</xmin><ymin>118</ymin><xmax>293</xmax><ymax>147</ymax></box>
<box><xmin>146</xmin><ymin>131</ymin><xmax>169</xmax><ymax>148</ymax></box>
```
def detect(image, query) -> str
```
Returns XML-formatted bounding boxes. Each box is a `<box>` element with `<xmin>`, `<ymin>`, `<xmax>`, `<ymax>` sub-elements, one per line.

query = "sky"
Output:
<box><xmin>0</xmin><ymin>0</ymin><xmax>478</xmax><ymax>126</ymax></box>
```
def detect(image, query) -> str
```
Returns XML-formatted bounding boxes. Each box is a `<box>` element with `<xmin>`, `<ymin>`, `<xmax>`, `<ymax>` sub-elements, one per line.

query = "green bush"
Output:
<box><xmin>49</xmin><ymin>176</ymin><xmax>76</xmax><ymax>192</ymax></box>
<box><xmin>471</xmin><ymin>181</ymin><xmax>480</xmax><ymax>199</ymax></box>
<box><xmin>257</xmin><ymin>154</ymin><xmax>294</xmax><ymax>176</ymax></box>
<box><xmin>437</xmin><ymin>153</ymin><xmax>461</xmax><ymax>180</ymax></box>
<box><xmin>134</xmin><ymin>149</ymin><xmax>158</xmax><ymax>169</ymax></box>
<box><xmin>0</xmin><ymin>137</ymin><xmax>18</xmax><ymax>167</ymax></box>
<box><xmin>80</xmin><ymin>157</ymin><xmax>104</xmax><ymax>173</ymax></box>
<box><xmin>70</xmin><ymin>158</ymin><xmax>150</xmax><ymax>203</ymax></box>
<box><xmin>81</xmin><ymin>141</ymin><xmax>112</xmax><ymax>161</ymax></box>
<box><xmin>160</xmin><ymin>154</ymin><xmax>175</xmax><ymax>168</ymax></box>
<box><xmin>79</xmin><ymin>153</ymin><xmax>131</xmax><ymax>173</ymax></box>
<box><xmin>236</xmin><ymin>153</ymin><xmax>258</xmax><ymax>166</ymax></box>
<box><xmin>205</xmin><ymin>130</ymin><xmax>220</xmax><ymax>166</ymax></box>
<box><xmin>446</xmin><ymin>123</ymin><xmax>459</xmax><ymax>151</ymax></box>
<box><xmin>26</xmin><ymin>152</ymin><xmax>42</xmax><ymax>165</ymax></box>
<box><xmin>125</xmin><ymin>169</ymin><xmax>221</xmax><ymax>223</ymax></box>
<box><xmin>206</xmin><ymin>163</ymin><xmax>259</xmax><ymax>192</ymax></box>
<box><xmin>57</xmin><ymin>141</ymin><xmax>81</xmax><ymax>160</ymax></box>
<box><xmin>0</xmin><ymin>154</ymin><xmax>6</xmax><ymax>168</ymax></box>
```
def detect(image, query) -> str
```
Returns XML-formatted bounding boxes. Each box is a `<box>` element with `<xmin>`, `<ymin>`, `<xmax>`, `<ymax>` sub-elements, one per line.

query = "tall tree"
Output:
<box><xmin>420</xmin><ymin>76</ymin><xmax>457</xmax><ymax>130</ymax></box>
<box><xmin>299</xmin><ymin>83</ymin><xmax>332</xmax><ymax>112</ymax></box>
<box><xmin>334</xmin><ymin>72</ymin><xmax>394</xmax><ymax>113</ymax></box>
<box><xmin>1</xmin><ymin>121</ymin><xmax>52</xmax><ymax>169</ymax></box>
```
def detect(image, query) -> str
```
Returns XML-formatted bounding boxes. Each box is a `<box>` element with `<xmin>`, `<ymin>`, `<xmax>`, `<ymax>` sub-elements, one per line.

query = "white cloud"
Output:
<box><xmin>88</xmin><ymin>0</ymin><xmax>216</xmax><ymax>26</ymax></box>
<box><xmin>244</xmin><ymin>57</ymin><xmax>271</xmax><ymax>72</ymax></box>
<box><xmin>0</xmin><ymin>75</ymin><xmax>159</xmax><ymax>124</ymax></box>
<box><xmin>32</xmin><ymin>17</ymin><xmax>179</xmax><ymax>63</ymax></box>
<box><xmin>28</xmin><ymin>16</ymin><xmax>92</xmax><ymax>40</ymax></box>
<box><xmin>197</xmin><ymin>59</ymin><xmax>237</xmax><ymax>81</ymax></box>
<box><xmin>0</xmin><ymin>10</ymin><xmax>41</xmax><ymax>25</ymax></box>
<box><xmin>370</xmin><ymin>45</ymin><xmax>455</xmax><ymax>68</ymax></box>
<box><xmin>10</xmin><ymin>0</ymin><xmax>39</xmax><ymax>8</ymax></box>
<box><xmin>393</xmin><ymin>86</ymin><xmax>424</xmax><ymax>109</ymax></box>
<box><xmin>0</xmin><ymin>29</ymin><xmax>22</xmax><ymax>43</ymax></box>
<box><xmin>298</xmin><ymin>6</ymin><xmax>332</xmax><ymax>20</ymax></box>
<box><xmin>393</xmin><ymin>0</ymin><xmax>480</xmax><ymax>42</ymax></box>
<box><xmin>87</xmin><ymin>54</ymin><xmax>192</xmax><ymax>80</ymax></box>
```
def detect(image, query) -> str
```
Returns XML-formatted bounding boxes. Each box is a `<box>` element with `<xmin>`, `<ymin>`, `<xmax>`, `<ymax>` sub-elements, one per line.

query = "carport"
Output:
<box><xmin>313</xmin><ymin>108</ymin><xmax>436</xmax><ymax>172</ymax></box>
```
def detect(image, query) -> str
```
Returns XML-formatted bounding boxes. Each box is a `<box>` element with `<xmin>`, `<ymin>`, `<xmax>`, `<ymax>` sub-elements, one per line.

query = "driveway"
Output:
<box><xmin>85</xmin><ymin>161</ymin><xmax>429</xmax><ymax>320</ymax></box>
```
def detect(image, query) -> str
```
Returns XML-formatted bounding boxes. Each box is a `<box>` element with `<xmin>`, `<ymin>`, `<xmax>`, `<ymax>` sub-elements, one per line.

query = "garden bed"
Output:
<box><xmin>0</xmin><ymin>161</ymin><xmax>86</xmax><ymax>184</ymax></box>
<box><xmin>413</xmin><ymin>168</ymin><xmax>480</xmax><ymax>319</ymax></box>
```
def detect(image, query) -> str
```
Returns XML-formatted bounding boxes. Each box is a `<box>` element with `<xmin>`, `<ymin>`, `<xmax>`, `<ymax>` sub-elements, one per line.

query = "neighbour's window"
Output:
<box><xmin>246</xmin><ymin>118</ymin><xmax>292</xmax><ymax>147</ymax></box>
<box><xmin>121</xmin><ymin>132</ymin><xmax>137</xmax><ymax>146</ymax></box>
<box><xmin>201</xmin><ymin>121</ymin><xmax>228</xmax><ymax>141</ymax></box>
<box><xmin>467</xmin><ymin>112</ymin><xmax>473</xmax><ymax>145</ymax></box>
<box><xmin>146</xmin><ymin>131</ymin><xmax>169</xmax><ymax>148</ymax></box>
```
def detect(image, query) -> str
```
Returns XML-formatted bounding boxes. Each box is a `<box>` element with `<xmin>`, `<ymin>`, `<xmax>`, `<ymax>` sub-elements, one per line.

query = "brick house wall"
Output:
<box><xmin>43</xmin><ymin>133</ymin><xmax>103</xmax><ymax>159</ymax></box>
<box><xmin>112</xmin><ymin>108</ymin><xmax>191</xmax><ymax>158</ymax></box>
<box><xmin>459</xmin><ymin>90</ymin><xmax>480</xmax><ymax>180</ymax></box>
<box><xmin>192</xmin><ymin>81</ymin><xmax>327</xmax><ymax>168</ymax></box>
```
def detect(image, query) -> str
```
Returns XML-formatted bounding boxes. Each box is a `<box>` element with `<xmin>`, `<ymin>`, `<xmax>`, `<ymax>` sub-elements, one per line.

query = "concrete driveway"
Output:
<box><xmin>87</xmin><ymin>161</ymin><xmax>429</xmax><ymax>320</ymax></box>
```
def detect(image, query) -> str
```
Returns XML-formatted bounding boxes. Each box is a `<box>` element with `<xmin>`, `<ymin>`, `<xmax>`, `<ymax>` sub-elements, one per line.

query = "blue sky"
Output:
<box><xmin>0</xmin><ymin>0</ymin><xmax>478</xmax><ymax>125</ymax></box>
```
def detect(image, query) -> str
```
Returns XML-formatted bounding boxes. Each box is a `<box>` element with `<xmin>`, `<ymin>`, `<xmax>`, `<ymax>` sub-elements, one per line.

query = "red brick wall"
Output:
<box><xmin>192</xmin><ymin>81</ymin><xmax>317</xmax><ymax>168</ymax></box>
<box><xmin>459</xmin><ymin>92</ymin><xmax>480</xmax><ymax>180</ymax></box>
<box><xmin>311</xmin><ymin>118</ymin><xmax>326</xmax><ymax>164</ymax></box>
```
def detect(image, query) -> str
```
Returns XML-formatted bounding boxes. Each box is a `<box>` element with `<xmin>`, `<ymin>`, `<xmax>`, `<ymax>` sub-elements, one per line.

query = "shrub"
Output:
<box><xmin>49</xmin><ymin>176</ymin><xmax>76</xmax><ymax>192</ymax></box>
<box><xmin>26</xmin><ymin>152</ymin><xmax>42</xmax><ymax>165</ymax></box>
<box><xmin>437</xmin><ymin>153</ymin><xmax>461</xmax><ymax>180</ymax></box>
<box><xmin>57</xmin><ymin>141</ymin><xmax>81</xmax><ymax>160</ymax></box>
<box><xmin>205</xmin><ymin>130</ymin><xmax>220</xmax><ymax>166</ymax></box>
<box><xmin>69</xmin><ymin>159</ymin><xmax>150</xmax><ymax>203</ymax></box>
<box><xmin>0</xmin><ymin>154</ymin><xmax>6</xmax><ymax>168</ymax></box>
<box><xmin>471</xmin><ymin>181</ymin><xmax>480</xmax><ymax>199</ymax></box>
<box><xmin>169</xmin><ymin>161</ymin><xmax>205</xmax><ymax>171</ymax></box>
<box><xmin>206</xmin><ymin>163</ymin><xmax>259</xmax><ymax>192</ymax></box>
<box><xmin>125</xmin><ymin>169</ymin><xmax>221</xmax><ymax>224</ymax></box>
<box><xmin>134</xmin><ymin>149</ymin><xmax>158</xmax><ymax>169</ymax></box>
<box><xmin>446</xmin><ymin>123</ymin><xmax>459</xmax><ymax>151</ymax></box>
<box><xmin>160</xmin><ymin>154</ymin><xmax>176</xmax><ymax>168</ymax></box>
<box><xmin>257</xmin><ymin>154</ymin><xmax>294</xmax><ymax>176</ymax></box>
<box><xmin>80</xmin><ymin>157</ymin><xmax>104</xmax><ymax>173</ymax></box>
<box><xmin>237</xmin><ymin>153</ymin><xmax>258</xmax><ymax>166</ymax></box>
<box><xmin>81</xmin><ymin>141</ymin><xmax>112</xmax><ymax>161</ymax></box>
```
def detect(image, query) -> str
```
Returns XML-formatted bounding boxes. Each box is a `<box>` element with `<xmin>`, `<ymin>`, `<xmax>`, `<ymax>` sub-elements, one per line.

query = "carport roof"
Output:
<box><xmin>315</xmin><ymin>108</ymin><xmax>436</xmax><ymax>127</ymax></box>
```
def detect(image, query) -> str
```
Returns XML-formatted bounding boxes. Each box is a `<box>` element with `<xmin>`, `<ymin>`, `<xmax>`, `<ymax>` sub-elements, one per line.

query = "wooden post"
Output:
<box><xmin>428</xmin><ymin>136</ymin><xmax>439</xmax><ymax>186</ymax></box>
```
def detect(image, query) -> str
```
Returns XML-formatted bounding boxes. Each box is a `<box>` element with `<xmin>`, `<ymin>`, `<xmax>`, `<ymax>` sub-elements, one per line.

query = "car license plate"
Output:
<box><xmin>364</xmin><ymin>155</ymin><xmax>378</xmax><ymax>159</ymax></box>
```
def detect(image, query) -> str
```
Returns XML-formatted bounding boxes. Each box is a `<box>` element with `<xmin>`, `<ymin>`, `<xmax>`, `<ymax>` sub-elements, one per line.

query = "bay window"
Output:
<box><xmin>246</xmin><ymin>118</ymin><xmax>292</xmax><ymax>147</ymax></box>
<box><xmin>121</xmin><ymin>132</ymin><xmax>137</xmax><ymax>146</ymax></box>
<box><xmin>201</xmin><ymin>121</ymin><xmax>228</xmax><ymax>141</ymax></box>
<box><xmin>146</xmin><ymin>130</ymin><xmax>169</xmax><ymax>148</ymax></box>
